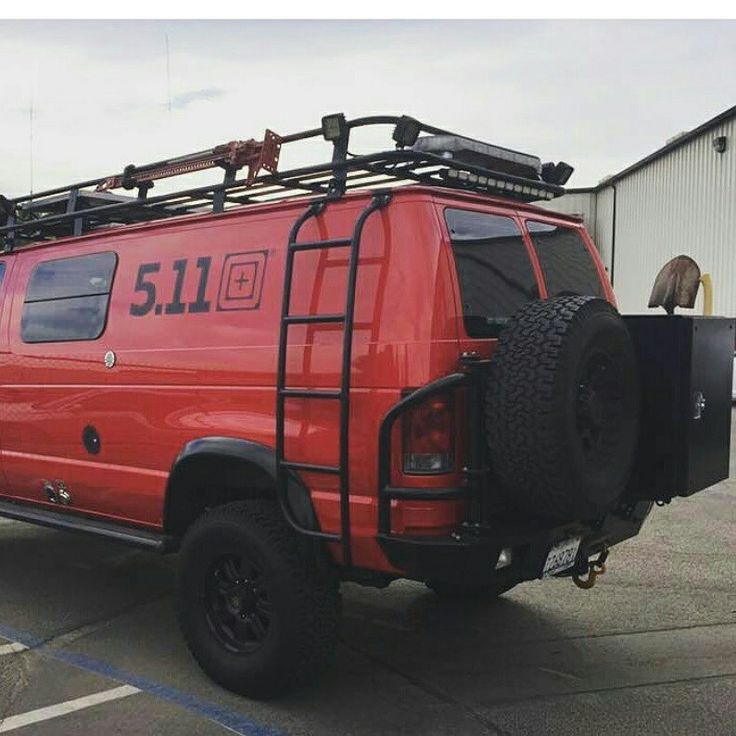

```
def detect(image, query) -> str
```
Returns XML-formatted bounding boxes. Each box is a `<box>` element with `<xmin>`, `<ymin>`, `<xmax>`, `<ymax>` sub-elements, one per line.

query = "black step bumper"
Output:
<box><xmin>377</xmin><ymin>501</ymin><xmax>652</xmax><ymax>585</ymax></box>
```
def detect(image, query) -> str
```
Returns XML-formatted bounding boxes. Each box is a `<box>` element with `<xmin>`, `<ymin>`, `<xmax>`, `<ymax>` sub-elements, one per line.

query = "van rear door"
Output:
<box><xmin>444</xmin><ymin>207</ymin><xmax>542</xmax><ymax>339</ymax></box>
<box><xmin>522</xmin><ymin>218</ymin><xmax>610</xmax><ymax>301</ymax></box>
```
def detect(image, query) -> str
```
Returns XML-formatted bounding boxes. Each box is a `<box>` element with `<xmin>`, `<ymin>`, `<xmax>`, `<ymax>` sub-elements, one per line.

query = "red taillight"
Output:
<box><xmin>402</xmin><ymin>393</ymin><xmax>454</xmax><ymax>474</ymax></box>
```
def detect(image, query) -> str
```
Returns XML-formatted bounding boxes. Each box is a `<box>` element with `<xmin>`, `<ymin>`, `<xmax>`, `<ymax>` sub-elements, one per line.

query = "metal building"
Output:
<box><xmin>538</xmin><ymin>105</ymin><xmax>736</xmax><ymax>317</ymax></box>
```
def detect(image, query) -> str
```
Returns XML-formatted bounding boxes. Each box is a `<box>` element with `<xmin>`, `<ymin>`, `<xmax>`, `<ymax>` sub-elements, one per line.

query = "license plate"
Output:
<box><xmin>542</xmin><ymin>537</ymin><xmax>581</xmax><ymax>577</ymax></box>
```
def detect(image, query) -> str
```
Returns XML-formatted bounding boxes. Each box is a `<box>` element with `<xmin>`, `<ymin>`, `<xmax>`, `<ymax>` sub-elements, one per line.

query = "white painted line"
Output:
<box><xmin>0</xmin><ymin>685</ymin><xmax>140</xmax><ymax>733</ymax></box>
<box><xmin>538</xmin><ymin>665</ymin><xmax>582</xmax><ymax>681</ymax></box>
<box><xmin>0</xmin><ymin>643</ymin><xmax>27</xmax><ymax>656</ymax></box>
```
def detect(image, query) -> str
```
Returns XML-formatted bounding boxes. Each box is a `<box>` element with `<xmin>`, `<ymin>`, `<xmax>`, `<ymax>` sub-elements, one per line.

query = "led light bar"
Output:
<box><xmin>444</xmin><ymin>168</ymin><xmax>555</xmax><ymax>200</ymax></box>
<box><xmin>413</xmin><ymin>134</ymin><xmax>542</xmax><ymax>180</ymax></box>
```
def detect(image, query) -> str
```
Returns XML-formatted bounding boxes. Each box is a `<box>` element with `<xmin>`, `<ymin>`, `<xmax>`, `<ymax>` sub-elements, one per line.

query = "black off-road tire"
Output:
<box><xmin>176</xmin><ymin>500</ymin><xmax>340</xmax><ymax>699</ymax></box>
<box><xmin>486</xmin><ymin>296</ymin><xmax>639</xmax><ymax>520</ymax></box>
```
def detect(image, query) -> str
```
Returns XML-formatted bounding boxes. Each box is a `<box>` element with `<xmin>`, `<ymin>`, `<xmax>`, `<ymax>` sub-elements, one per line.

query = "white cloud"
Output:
<box><xmin>0</xmin><ymin>19</ymin><xmax>734</xmax><ymax>197</ymax></box>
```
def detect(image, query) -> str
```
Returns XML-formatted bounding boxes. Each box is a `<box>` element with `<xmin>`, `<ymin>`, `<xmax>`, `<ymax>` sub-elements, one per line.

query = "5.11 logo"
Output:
<box><xmin>129</xmin><ymin>250</ymin><xmax>268</xmax><ymax>316</ymax></box>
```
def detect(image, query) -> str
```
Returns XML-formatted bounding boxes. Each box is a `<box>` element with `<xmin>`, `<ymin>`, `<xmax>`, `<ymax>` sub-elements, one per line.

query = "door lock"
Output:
<box><xmin>693</xmin><ymin>391</ymin><xmax>706</xmax><ymax>420</ymax></box>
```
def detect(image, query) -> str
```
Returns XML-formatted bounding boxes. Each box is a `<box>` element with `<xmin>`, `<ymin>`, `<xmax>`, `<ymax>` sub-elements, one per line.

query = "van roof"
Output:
<box><xmin>0</xmin><ymin>185</ymin><xmax>583</xmax><ymax>256</ymax></box>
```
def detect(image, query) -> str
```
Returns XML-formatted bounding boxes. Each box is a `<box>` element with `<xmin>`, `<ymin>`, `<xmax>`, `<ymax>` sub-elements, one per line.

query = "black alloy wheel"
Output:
<box><xmin>204</xmin><ymin>553</ymin><xmax>271</xmax><ymax>654</ymax></box>
<box><xmin>575</xmin><ymin>350</ymin><xmax>625</xmax><ymax>464</ymax></box>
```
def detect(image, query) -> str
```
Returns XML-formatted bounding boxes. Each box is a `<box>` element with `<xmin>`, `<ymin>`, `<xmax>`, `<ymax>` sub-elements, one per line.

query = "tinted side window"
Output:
<box><xmin>445</xmin><ymin>209</ymin><xmax>538</xmax><ymax>337</ymax></box>
<box><xmin>0</xmin><ymin>263</ymin><xmax>6</xmax><ymax>290</ymax></box>
<box><xmin>22</xmin><ymin>252</ymin><xmax>117</xmax><ymax>343</ymax></box>
<box><xmin>526</xmin><ymin>221</ymin><xmax>605</xmax><ymax>298</ymax></box>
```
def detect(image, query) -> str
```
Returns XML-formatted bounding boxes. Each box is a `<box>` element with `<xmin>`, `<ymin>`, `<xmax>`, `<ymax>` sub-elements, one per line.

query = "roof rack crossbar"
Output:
<box><xmin>1</xmin><ymin>114</ymin><xmax>567</xmax><ymax>250</ymax></box>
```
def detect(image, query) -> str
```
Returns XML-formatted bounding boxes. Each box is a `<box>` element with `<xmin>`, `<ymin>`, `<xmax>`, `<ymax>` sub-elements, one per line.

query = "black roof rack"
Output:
<box><xmin>0</xmin><ymin>114</ymin><xmax>571</xmax><ymax>251</ymax></box>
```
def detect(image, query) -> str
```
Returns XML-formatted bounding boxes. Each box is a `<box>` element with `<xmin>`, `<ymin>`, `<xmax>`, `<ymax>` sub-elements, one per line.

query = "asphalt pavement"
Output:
<box><xmin>0</xmin><ymin>412</ymin><xmax>733</xmax><ymax>735</ymax></box>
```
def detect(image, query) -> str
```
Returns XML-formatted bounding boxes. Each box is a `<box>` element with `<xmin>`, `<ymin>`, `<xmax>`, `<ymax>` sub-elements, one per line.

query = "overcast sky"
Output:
<box><xmin>1</xmin><ymin>19</ymin><xmax>734</xmax><ymax>197</ymax></box>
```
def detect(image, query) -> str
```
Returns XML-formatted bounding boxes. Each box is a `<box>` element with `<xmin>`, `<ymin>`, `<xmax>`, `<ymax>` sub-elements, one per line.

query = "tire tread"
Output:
<box><xmin>177</xmin><ymin>499</ymin><xmax>340</xmax><ymax>698</ymax></box>
<box><xmin>486</xmin><ymin>296</ymin><xmax>637</xmax><ymax>519</ymax></box>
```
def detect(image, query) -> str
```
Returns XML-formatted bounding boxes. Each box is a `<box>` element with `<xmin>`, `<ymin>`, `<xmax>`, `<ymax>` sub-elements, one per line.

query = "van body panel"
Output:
<box><xmin>0</xmin><ymin>186</ymin><xmax>613</xmax><ymax>573</ymax></box>
<box><xmin>0</xmin><ymin>190</ymin><xmax>471</xmax><ymax>571</ymax></box>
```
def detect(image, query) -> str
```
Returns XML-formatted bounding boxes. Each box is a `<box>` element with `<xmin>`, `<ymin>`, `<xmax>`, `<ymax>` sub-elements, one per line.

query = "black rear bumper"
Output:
<box><xmin>374</xmin><ymin>316</ymin><xmax>730</xmax><ymax>585</ymax></box>
<box><xmin>377</xmin><ymin>501</ymin><xmax>653</xmax><ymax>585</ymax></box>
<box><xmin>377</xmin><ymin>361</ymin><xmax>651</xmax><ymax>584</ymax></box>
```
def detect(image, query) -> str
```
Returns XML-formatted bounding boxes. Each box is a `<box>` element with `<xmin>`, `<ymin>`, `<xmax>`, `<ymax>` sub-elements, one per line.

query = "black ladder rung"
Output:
<box><xmin>280</xmin><ymin>460</ymin><xmax>341</xmax><ymax>475</ymax></box>
<box><xmin>323</xmin><ymin>257</ymin><xmax>384</xmax><ymax>267</ymax></box>
<box><xmin>290</xmin><ymin>238</ymin><xmax>352</xmax><ymax>252</ymax></box>
<box><xmin>279</xmin><ymin>388</ymin><xmax>342</xmax><ymax>399</ymax></box>
<box><xmin>284</xmin><ymin>313</ymin><xmax>345</xmax><ymax>324</ymax></box>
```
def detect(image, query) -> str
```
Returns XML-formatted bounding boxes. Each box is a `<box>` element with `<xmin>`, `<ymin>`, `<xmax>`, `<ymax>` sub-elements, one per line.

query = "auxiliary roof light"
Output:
<box><xmin>392</xmin><ymin>115</ymin><xmax>422</xmax><ymax>148</ymax></box>
<box><xmin>541</xmin><ymin>161</ymin><xmax>574</xmax><ymax>186</ymax></box>
<box><xmin>321</xmin><ymin>113</ymin><xmax>348</xmax><ymax>142</ymax></box>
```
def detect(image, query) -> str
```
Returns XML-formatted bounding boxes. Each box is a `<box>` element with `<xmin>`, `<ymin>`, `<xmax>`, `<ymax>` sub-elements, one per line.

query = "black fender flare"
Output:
<box><xmin>163</xmin><ymin>436</ymin><xmax>319</xmax><ymax>537</ymax></box>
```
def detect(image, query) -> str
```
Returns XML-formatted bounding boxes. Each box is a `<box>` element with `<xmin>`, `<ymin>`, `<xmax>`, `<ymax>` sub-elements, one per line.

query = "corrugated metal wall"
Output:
<box><xmin>593</xmin><ymin>186</ymin><xmax>614</xmax><ymax>274</ymax></box>
<box><xmin>608</xmin><ymin>116</ymin><xmax>736</xmax><ymax>316</ymax></box>
<box><xmin>534</xmin><ymin>191</ymin><xmax>597</xmax><ymax>233</ymax></box>
<box><xmin>543</xmin><ymin>114</ymin><xmax>736</xmax><ymax>317</ymax></box>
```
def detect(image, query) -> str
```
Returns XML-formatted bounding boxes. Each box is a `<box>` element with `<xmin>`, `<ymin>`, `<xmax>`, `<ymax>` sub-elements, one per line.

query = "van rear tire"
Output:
<box><xmin>176</xmin><ymin>499</ymin><xmax>340</xmax><ymax>699</ymax></box>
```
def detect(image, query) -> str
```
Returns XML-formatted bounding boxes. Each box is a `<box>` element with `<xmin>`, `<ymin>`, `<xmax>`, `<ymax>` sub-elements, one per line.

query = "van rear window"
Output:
<box><xmin>525</xmin><ymin>221</ymin><xmax>605</xmax><ymax>298</ymax></box>
<box><xmin>445</xmin><ymin>208</ymin><xmax>538</xmax><ymax>338</ymax></box>
<box><xmin>22</xmin><ymin>252</ymin><xmax>117</xmax><ymax>343</ymax></box>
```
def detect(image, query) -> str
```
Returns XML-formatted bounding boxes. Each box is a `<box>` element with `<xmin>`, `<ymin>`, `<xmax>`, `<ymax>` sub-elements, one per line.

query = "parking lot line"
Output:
<box><xmin>0</xmin><ymin>642</ymin><xmax>27</xmax><ymax>656</ymax></box>
<box><xmin>0</xmin><ymin>685</ymin><xmax>139</xmax><ymax>733</ymax></box>
<box><xmin>0</xmin><ymin>623</ymin><xmax>285</xmax><ymax>736</ymax></box>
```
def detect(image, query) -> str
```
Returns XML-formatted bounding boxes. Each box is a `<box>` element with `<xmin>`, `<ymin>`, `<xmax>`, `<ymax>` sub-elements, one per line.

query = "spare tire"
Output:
<box><xmin>486</xmin><ymin>296</ymin><xmax>639</xmax><ymax>520</ymax></box>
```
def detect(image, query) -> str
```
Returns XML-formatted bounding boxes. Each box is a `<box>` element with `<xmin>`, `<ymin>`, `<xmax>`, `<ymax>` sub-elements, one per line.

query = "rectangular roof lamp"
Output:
<box><xmin>412</xmin><ymin>134</ymin><xmax>573</xmax><ymax>186</ymax></box>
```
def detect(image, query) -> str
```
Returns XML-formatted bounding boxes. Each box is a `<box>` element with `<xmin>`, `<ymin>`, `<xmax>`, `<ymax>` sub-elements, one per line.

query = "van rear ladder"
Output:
<box><xmin>275</xmin><ymin>192</ymin><xmax>391</xmax><ymax>567</ymax></box>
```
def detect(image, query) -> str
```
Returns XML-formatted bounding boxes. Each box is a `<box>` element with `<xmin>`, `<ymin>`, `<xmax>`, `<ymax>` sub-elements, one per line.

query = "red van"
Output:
<box><xmin>0</xmin><ymin>114</ymin><xmax>732</xmax><ymax>698</ymax></box>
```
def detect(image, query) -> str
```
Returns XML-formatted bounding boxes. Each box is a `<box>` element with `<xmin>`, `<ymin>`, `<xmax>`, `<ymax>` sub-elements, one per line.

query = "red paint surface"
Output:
<box><xmin>0</xmin><ymin>187</ymin><xmax>612</xmax><ymax>573</ymax></box>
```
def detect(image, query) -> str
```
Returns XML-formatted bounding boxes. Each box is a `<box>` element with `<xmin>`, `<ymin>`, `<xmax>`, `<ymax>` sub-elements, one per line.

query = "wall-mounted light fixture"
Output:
<box><xmin>712</xmin><ymin>136</ymin><xmax>727</xmax><ymax>154</ymax></box>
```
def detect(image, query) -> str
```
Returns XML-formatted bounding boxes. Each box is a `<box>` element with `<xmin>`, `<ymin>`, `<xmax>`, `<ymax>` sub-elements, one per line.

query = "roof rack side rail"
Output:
<box><xmin>0</xmin><ymin>113</ymin><xmax>571</xmax><ymax>250</ymax></box>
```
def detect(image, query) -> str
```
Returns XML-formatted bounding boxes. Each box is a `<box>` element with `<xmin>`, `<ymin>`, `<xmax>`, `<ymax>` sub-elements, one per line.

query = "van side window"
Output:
<box><xmin>21</xmin><ymin>252</ymin><xmax>117</xmax><ymax>343</ymax></box>
<box><xmin>445</xmin><ymin>208</ymin><xmax>539</xmax><ymax>338</ymax></box>
<box><xmin>525</xmin><ymin>221</ymin><xmax>605</xmax><ymax>298</ymax></box>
